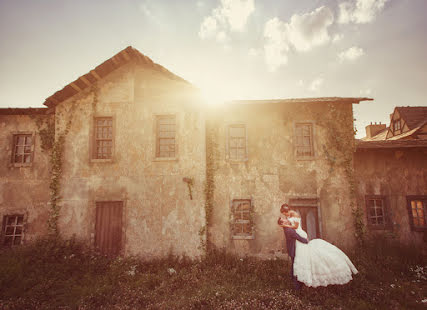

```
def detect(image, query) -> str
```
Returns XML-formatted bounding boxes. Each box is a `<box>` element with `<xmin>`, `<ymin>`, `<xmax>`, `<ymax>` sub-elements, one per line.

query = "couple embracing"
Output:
<box><xmin>278</xmin><ymin>204</ymin><xmax>358</xmax><ymax>290</ymax></box>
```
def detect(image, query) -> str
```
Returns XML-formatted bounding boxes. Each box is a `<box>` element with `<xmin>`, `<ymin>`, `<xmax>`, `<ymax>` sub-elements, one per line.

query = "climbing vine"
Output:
<box><xmin>317</xmin><ymin>103</ymin><xmax>366</xmax><ymax>246</ymax></box>
<box><xmin>203</xmin><ymin>115</ymin><xmax>218</xmax><ymax>253</ymax></box>
<box><xmin>32</xmin><ymin>86</ymin><xmax>99</xmax><ymax>237</ymax></box>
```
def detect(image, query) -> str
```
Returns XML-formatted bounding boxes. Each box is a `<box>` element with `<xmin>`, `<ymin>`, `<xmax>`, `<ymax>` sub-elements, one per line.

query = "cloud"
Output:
<box><xmin>199</xmin><ymin>16</ymin><xmax>218</xmax><ymax>39</ymax></box>
<box><xmin>338</xmin><ymin>46</ymin><xmax>365</xmax><ymax>62</ymax></box>
<box><xmin>263</xmin><ymin>6</ymin><xmax>334</xmax><ymax>71</ymax></box>
<box><xmin>338</xmin><ymin>0</ymin><xmax>389</xmax><ymax>24</ymax></box>
<box><xmin>332</xmin><ymin>33</ymin><xmax>344</xmax><ymax>43</ymax></box>
<box><xmin>248</xmin><ymin>48</ymin><xmax>259</xmax><ymax>57</ymax></box>
<box><xmin>309</xmin><ymin>78</ymin><xmax>324</xmax><ymax>92</ymax></box>
<box><xmin>287</xmin><ymin>6</ymin><xmax>334</xmax><ymax>52</ymax></box>
<box><xmin>199</xmin><ymin>0</ymin><xmax>255</xmax><ymax>42</ymax></box>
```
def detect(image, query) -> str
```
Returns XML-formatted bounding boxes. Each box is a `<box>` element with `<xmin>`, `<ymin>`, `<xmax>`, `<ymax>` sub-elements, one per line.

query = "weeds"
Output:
<box><xmin>0</xmin><ymin>237</ymin><xmax>425</xmax><ymax>309</ymax></box>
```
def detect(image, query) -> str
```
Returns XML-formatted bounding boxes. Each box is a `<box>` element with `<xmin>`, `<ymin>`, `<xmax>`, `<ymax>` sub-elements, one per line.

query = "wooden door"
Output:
<box><xmin>95</xmin><ymin>201</ymin><xmax>123</xmax><ymax>256</ymax></box>
<box><xmin>294</xmin><ymin>206</ymin><xmax>320</xmax><ymax>240</ymax></box>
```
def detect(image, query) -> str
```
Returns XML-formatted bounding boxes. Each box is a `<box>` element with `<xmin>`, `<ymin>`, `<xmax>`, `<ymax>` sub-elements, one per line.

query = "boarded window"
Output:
<box><xmin>295</xmin><ymin>123</ymin><xmax>314</xmax><ymax>158</ymax></box>
<box><xmin>93</xmin><ymin>117</ymin><xmax>113</xmax><ymax>159</ymax></box>
<box><xmin>407</xmin><ymin>196</ymin><xmax>427</xmax><ymax>231</ymax></box>
<box><xmin>12</xmin><ymin>134</ymin><xmax>33</xmax><ymax>164</ymax></box>
<box><xmin>95</xmin><ymin>201</ymin><xmax>123</xmax><ymax>256</ymax></box>
<box><xmin>156</xmin><ymin>115</ymin><xmax>176</xmax><ymax>158</ymax></box>
<box><xmin>2</xmin><ymin>215</ymin><xmax>24</xmax><ymax>246</ymax></box>
<box><xmin>228</xmin><ymin>125</ymin><xmax>247</xmax><ymax>161</ymax></box>
<box><xmin>231</xmin><ymin>199</ymin><xmax>254</xmax><ymax>239</ymax></box>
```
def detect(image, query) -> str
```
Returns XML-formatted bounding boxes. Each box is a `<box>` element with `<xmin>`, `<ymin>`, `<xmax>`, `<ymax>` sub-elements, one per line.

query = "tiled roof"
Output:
<box><xmin>361</xmin><ymin>127</ymin><xmax>388</xmax><ymax>141</ymax></box>
<box><xmin>356</xmin><ymin>139</ymin><xmax>427</xmax><ymax>149</ymax></box>
<box><xmin>43</xmin><ymin>46</ymin><xmax>191</xmax><ymax>108</ymax></box>
<box><xmin>396</xmin><ymin>106</ymin><xmax>427</xmax><ymax>129</ymax></box>
<box><xmin>0</xmin><ymin>107</ymin><xmax>52</xmax><ymax>115</ymax></box>
<box><xmin>230</xmin><ymin>97</ymin><xmax>373</xmax><ymax>105</ymax></box>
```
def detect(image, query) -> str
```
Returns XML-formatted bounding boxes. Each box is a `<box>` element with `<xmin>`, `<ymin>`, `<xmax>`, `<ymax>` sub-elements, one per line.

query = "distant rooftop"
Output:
<box><xmin>230</xmin><ymin>97</ymin><xmax>373</xmax><ymax>105</ymax></box>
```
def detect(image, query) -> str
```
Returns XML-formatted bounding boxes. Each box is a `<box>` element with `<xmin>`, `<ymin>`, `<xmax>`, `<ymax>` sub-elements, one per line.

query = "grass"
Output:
<box><xmin>0</xmin><ymin>237</ymin><xmax>425</xmax><ymax>310</ymax></box>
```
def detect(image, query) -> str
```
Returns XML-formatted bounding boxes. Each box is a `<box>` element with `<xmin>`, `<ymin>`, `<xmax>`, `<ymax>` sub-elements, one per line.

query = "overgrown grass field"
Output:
<box><xmin>0</xmin><ymin>238</ymin><xmax>425</xmax><ymax>309</ymax></box>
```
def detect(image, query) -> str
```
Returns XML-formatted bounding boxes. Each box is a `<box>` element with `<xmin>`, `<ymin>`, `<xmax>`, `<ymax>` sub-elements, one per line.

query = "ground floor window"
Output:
<box><xmin>2</xmin><ymin>214</ymin><xmax>24</xmax><ymax>246</ymax></box>
<box><xmin>231</xmin><ymin>199</ymin><xmax>254</xmax><ymax>239</ymax></box>
<box><xmin>365</xmin><ymin>195</ymin><xmax>389</xmax><ymax>229</ymax></box>
<box><xmin>407</xmin><ymin>196</ymin><xmax>427</xmax><ymax>231</ymax></box>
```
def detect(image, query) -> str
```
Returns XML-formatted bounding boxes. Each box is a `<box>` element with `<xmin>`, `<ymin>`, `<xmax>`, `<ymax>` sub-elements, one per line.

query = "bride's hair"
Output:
<box><xmin>280</xmin><ymin>203</ymin><xmax>290</xmax><ymax>213</ymax></box>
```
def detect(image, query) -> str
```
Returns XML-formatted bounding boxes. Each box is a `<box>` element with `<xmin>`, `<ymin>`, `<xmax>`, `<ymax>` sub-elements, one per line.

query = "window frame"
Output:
<box><xmin>154</xmin><ymin>114</ymin><xmax>178</xmax><ymax>161</ymax></box>
<box><xmin>365</xmin><ymin>195</ymin><xmax>391</xmax><ymax>230</ymax></box>
<box><xmin>226</xmin><ymin>123</ymin><xmax>248</xmax><ymax>162</ymax></box>
<box><xmin>1</xmin><ymin>214</ymin><xmax>25</xmax><ymax>247</ymax></box>
<box><xmin>294</xmin><ymin>122</ymin><xmax>315</xmax><ymax>160</ymax></box>
<box><xmin>406</xmin><ymin>195</ymin><xmax>427</xmax><ymax>232</ymax></box>
<box><xmin>230</xmin><ymin>199</ymin><xmax>254</xmax><ymax>240</ymax></box>
<box><xmin>91</xmin><ymin>116</ymin><xmax>115</xmax><ymax>162</ymax></box>
<box><xmin>10</xmin><ymin>132</ymin><xmax>35</xmax><ymax>167</ymax></box>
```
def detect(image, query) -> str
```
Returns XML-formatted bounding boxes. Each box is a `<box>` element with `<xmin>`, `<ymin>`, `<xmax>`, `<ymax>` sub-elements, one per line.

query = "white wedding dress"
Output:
<box><xmin>290</xmin><ymin>217</ymin><xmax>358</xmax><ymax>287</ymax></box>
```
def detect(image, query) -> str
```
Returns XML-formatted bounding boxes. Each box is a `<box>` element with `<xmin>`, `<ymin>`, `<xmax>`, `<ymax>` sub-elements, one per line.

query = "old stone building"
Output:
<box><xmin>1</xmin><ymin>46</ymin><xmax>383</xmax><ymax>258</ymax></box>
<box><xmin>355</xmin><ymin>106</ymin><xmax>427</xmax><ymax>247</ymax></box>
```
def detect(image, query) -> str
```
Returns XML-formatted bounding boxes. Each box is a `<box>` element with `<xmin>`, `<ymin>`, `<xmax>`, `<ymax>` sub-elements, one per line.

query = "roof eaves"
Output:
<box><xmin>229</xmin><ymin>97</ymin><xmax>373</xmax><ymax>105</ymax></box>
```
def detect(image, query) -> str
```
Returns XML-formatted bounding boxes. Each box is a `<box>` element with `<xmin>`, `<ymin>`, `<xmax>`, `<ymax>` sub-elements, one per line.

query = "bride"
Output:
<box><xmin>280</xmin><ymin>210</ymin><xmax>358</xmax><ymax>287</ymax></box>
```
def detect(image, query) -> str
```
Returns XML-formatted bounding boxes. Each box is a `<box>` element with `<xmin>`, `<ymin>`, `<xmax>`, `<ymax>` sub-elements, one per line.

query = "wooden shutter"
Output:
<box><xmin>95</xmin><ymin>201</ymin><xmax>123</xmax><ymax>256</ymax></box>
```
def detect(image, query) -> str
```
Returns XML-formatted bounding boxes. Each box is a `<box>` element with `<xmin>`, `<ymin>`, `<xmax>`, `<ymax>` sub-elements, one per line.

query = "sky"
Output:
<box><xmin>0</xmin><ymin>0</ymin><xmax>426</xmax><ymax>138</ymax></box>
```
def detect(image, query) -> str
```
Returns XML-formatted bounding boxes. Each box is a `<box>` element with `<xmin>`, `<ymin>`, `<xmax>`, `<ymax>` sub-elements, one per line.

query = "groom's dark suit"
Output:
<box><xmin>283</xmin><ymin>227</ymin><xmax>308</xmax><ymax>290</ymax></box>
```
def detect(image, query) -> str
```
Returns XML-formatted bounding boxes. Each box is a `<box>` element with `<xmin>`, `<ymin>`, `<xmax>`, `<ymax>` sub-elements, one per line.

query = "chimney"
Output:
<box><xmin>365</xmin><ymin>122</ymin><xmax>386</xmax><ymax>138</ymax></box>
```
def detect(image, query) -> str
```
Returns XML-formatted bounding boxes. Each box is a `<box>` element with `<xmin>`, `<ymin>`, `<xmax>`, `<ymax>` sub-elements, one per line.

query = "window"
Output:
<box><xmin>295</xmin><ymin>123</ymin><xmax>314</xmax><ymax>158</ymax></box>
<box><xmin>228</xmin><ymin>124</ymin><xmax>247</xmax><ymax>161</ymax></box>
<box><xmin>365</xmin><ymin>196</ymin><xmax>389</xmax><ymax>229</ymax></box>
<box><xmin>393</xmin><ymin>119</ymin><xmax>401</xmax><ymax>132</ymax></box>
<box><xmin>12</xmin><ymin>134</ymin><xmax>33</xmax><ymax>164</ymax></box>
<box><xmin>156</xmin><ymin>115</ymin><xmax>176</xmax><ymax>158</ymax></box>
<box><xmin>407</xmin><ymin>196</ymin><xmax>427</xmax><ymax>231</ymax></box>
<box><xmin>93</xmin><ymin>117</ymin><xmax>113</xmax><ymax>159</ymax></box>
<box><xmin>2</xmin><ymin>215</ymin><xmax>24</xmax><ymax>246</ymax></box>
<box><xmin>231</xmin><ymin>199</ymin><xmax>254</xmax><ymax>239</ymax></box>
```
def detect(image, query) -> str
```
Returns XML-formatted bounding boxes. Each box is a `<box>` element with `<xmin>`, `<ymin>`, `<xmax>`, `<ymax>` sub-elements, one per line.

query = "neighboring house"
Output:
<box><xmin>355</xmin><ymin>106</ymin><xmax>427</xmax><ymax>247</ymax></box>
<box><xmin>1</xmin><ymin>46</ymin><xmax>376</xmax><ymax>258</ymax></box>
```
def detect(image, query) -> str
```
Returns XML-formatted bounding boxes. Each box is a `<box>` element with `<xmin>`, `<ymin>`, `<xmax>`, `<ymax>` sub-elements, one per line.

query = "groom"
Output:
<box><xmin>279</xmin><ymin>204</ymin><xmax>308</xmax><ymax>291</ymax></box>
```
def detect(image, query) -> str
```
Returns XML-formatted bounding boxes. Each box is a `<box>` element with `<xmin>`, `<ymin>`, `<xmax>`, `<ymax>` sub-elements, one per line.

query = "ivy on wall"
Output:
<box><xmin>32</xmin><ymin>85</ymin><xmax>99</xmax><ymax>237</ymax></box>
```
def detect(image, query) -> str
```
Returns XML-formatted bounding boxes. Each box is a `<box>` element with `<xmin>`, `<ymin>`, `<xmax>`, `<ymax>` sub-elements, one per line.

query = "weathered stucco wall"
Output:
<box><xmin>55</xmin><ymin>62</ymin><xmax>206</xmax><ymax>258</ymax></box>
<box><xmin>354</xmin><ymin>147</ymin><xmax>427</xmax><ymax>245</ymax></box>
<box><xmin>207</xmin><ymin>102</ymin><xmax>357</xmax><ymax>257</ymax></box>
<box><xmin>0</xmin><ymin>114</ymin><xmax>52</xmax><ymax>241</ymax></box>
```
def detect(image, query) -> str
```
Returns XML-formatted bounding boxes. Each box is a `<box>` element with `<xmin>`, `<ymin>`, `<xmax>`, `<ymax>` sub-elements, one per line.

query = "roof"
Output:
<box><xmin>0</xmin><ymin>107</ymin><xmax>52</xmax><ymax>115</ymax></box>
<box><xmin>363</xmin><ymin>106</ymin><xmax>427</xmax><ymax>141</ymax></box>
<box><xmin>396</xmin><ymin>106</ymin><xmax>427</xmax><ymax>129</ymax></box>
<box><xmin>229</xmin><ymin>97</ymin><xmax>373</xmax><ymax>105</ymax></box>
<box><xmin>43</xmin><ymin>46</ymin><xmax>191</xmax><ymax>108</ymax></box>
<box><xmin>356</xmin><ymin>139</ymin><xmax>427</xmax><ymax>149</ymax></box>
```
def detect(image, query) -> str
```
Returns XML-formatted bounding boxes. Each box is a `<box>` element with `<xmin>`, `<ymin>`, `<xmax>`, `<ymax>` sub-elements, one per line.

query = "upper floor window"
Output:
<box><xmin>365</xmin><ymin>196</ymin><xmax>389</xmax><ymax>229</ymax></box>
<box><xmin>231</xmin><ymin>199</ymin><xmax>254</xmax><ymax>239</ymax></box>
<box><xmin>12</xmin><ymin>134</ymin><xmax>33</xmax><ymax>165</ymax></box>
<box><xmin>93</xmin><ymin>117</ymin><xmax>113</xmax><ymax>159</ymax></box>
<box><xmin>407</xmin><ymin>196</ymin><xmax>427</xmax><ymax>231</ymax></box>
<box><xmin>228</xmin><ymin>124</ymin><xmax>247</xmax><ymax>161</ymax></box>
<box><xmin>2</xmin><ymin>215</ymin><xmax>24</xmax><ymax>246</ymax></box>
<box><xmin>156</xmin><ymin>115</ymin><xmax>176</xmax><ymax>158</ymax></box>
<box><xmin>295</xmin><ymin>123</ymin><xmax>314</xmax><ymax>158</ymax></box>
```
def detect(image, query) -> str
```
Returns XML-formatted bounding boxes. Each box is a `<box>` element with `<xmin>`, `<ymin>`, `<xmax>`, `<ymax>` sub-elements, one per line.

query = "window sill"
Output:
<box><xmin>91</xmin><ymin>158</ymin><xmax>113</xmax><ymax>163</ymax></box>
<box><xmin>153</xmin><ymin>157</ymin><xmax>178</xmax><ymax>162</ymax></box>
<box><xmin>232</xmin><ymin>235</ymin><xmax>255</xmax><ymax>240</ymax></box>
<box><xmin>296</xmin><ymin>156</ymin><xmax>316</xmax><ymax>161</ymax></box>
<box><xmin>367</xmin><ymin>225</ymin><xmax>392</xmax><ymax>230</ymax></box>
<box><xmin>9</xmin><ymin>163</ymin><xmax>33</xmax><ymax>168</ymax></box>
